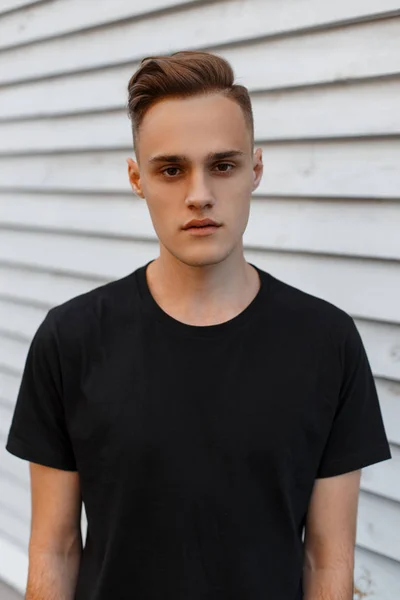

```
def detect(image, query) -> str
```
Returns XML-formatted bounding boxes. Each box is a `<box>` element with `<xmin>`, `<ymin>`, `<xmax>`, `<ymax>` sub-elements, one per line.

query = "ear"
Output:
<box><xmin>252</xmin><ymin>147</ymin><xmax>263</xmax><ymax>192</ymax></box>
<box><xmin>126</xmin><ymin>157</ymin><xmax>145</xmax><ymax>198</ymax></box>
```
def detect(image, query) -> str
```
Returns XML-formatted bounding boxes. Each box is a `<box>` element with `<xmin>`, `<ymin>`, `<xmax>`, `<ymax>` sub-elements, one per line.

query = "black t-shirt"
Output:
<box><xmin>6</xmin><ymin>260</ymin><xmax>391</xmax><ymax>600</ymax></box>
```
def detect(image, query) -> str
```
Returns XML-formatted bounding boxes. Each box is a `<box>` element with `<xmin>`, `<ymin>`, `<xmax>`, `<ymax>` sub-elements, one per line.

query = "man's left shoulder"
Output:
<box><xmin>268</xmin><ymin>273</ymin><xmax>354</xmax><ymax>338</ymax></box>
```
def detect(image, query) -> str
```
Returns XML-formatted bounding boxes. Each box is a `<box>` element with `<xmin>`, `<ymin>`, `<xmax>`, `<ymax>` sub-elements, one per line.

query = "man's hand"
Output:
<box><xmin>303</xmin><ymin>469</ymin><xmax>361</xmax><ymax>599</ymax></box>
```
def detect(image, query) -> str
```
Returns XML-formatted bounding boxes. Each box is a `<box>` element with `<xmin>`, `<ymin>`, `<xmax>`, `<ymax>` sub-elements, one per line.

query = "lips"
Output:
<box><xmin>183</xmin><ymin>218</ymin><xmax>220</xmax><ymax>230</ymax></box>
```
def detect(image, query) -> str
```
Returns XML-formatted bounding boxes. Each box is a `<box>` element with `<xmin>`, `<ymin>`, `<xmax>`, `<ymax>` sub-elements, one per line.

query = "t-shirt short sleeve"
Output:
<box><xmin>5</xmin><ymin>309</ymin><xmax>77</xmax><ymax>471</ymax></box>
<box><xmin>316</xmin><ymin>316</ymin><xmax>391</xmax><ymax>478</ymax></box>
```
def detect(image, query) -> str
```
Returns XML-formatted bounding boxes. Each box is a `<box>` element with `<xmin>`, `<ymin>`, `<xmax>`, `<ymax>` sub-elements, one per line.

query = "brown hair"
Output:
<box><xmin>127</xmin><ymin>50</ymin><xmax>254</xmax><ymax>153</ymax></box>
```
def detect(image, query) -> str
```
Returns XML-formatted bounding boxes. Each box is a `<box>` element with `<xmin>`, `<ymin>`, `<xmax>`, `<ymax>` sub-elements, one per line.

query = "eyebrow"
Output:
<box><xmin>148</xmin><ymin>150</ymin><xmax>245</xmax><ymax>164</ymax></box>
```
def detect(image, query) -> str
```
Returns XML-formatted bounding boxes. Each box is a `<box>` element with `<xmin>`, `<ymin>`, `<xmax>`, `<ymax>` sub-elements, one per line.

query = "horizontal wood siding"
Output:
<box><xmin>0</xmin><ymin>0</ymin><xmax>399</xmax><ymax>596</ymax></box>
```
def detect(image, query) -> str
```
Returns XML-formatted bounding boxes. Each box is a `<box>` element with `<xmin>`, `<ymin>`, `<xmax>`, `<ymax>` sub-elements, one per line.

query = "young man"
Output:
<box><xmin>6</xmin><ymin>51</ymin><xmax>391</xmax><ymax>600</ymax></box>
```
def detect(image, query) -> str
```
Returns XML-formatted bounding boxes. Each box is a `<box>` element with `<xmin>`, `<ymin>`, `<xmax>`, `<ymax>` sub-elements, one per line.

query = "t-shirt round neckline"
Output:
<box><xmin>134</xmin><ymin>259</ymin><xmax>270</xmax><ymax>339</ymax></box>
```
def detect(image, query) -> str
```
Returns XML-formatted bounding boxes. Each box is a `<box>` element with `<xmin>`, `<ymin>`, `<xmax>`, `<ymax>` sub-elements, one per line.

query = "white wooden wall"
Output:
<box><xmin>0</xmin><ymin>0</ymin><xmax>399</xmax><ymax>596</ymax></box>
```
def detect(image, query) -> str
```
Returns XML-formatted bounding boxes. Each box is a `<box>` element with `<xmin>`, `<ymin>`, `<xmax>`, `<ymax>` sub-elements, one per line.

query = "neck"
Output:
<box><xmin>145</xmin><ymin>246</ymin><xmax>260</xmax><ymax>327</ymax></box>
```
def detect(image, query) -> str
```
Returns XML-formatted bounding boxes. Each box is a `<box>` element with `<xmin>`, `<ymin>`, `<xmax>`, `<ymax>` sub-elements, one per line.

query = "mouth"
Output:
<box><xmin>183</xmin><ymin>224</ymin><xmax>221</xmax><ymax>236</ymax></box>
<box><xmin>187</xmin><ymin>224</ymin><xmax>218</xmax><ymax>229</ymax></box>
<box><xmin>183</xmin><ymin>219</ymin><xmax>221</xmax><ymax>230</ymax></box>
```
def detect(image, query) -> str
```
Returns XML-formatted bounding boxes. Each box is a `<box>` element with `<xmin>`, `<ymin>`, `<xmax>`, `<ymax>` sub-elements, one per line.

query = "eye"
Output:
<box><xmin>214</xmin><ymin>163</ymin><xmax>234</xmax><ymax>173</ymax></box>
<box><xmin>161</xmin><ymin>166</ymin><xmax>181</xmax><ymax>178</ymax></box>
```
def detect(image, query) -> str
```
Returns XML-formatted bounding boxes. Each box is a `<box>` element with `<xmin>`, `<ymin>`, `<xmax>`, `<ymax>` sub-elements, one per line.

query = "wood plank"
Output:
<box><xmin>0</xmin><ymin>403</ymin><xmax>14</xmax><ymax>439</ymax></box>
<box><xmin>0</xmin><ymin>336</ymin><xmax>30</xmax><ymax>377</ymax></box>
<box><xmin>0</xmin><ymin>371</ymin><xmax>21</xmax><ymax>404</ymax></box>
<box><xmin>0</xmin><ymin>0</ymin><xmax>42</xmax><ymax>17</ymax></box>
<box><xmin>1</xmin><ymin>140</ymin><xmax>399</xmax><ymax>199</ymax></box>
<box><xmin>2</xmin><ymin>191</ymin><xmax>400</xmax><ymax>261</ymax></box>
<box><xmin>1</xmin><ymin>18</ymin><xmax>400</xmax><ymax>120</ymax></box>
<box><xmin>257</xmin><ymin>140</ymin><xmax>400</xmax><ymax>199</ymax></box>
<box><xmin>253</xmin><ymin>79</ymin><xmax>400</xmax><ymax>140</ymax></box>
<box><xmin>0</xmin><ymin>111</ymin><xmax>130</xmax><ymax>153</ymax></box>
<box><xmin>357</xmin><ymin>491</ymin><xmax>400</xmax><ymax>562</ymax></box>
<box><xmin>0</xmin><ymin>0</ymin><xmax>198</xmax><ymax>50</ymax></box>
<box><xmin>361</xmin><ymin>445</ymin><xmax>400</xmax><ymax>503</ymax></box>
<box><xmin>1</xmin><ymin>230</ymin><xmax>400</xmax><ymax>324</ymax></box>
<box><xmin>377</xmin><ymin>379</ymin><xmax>400</xmax><ymax>446</ymax></box>
<box><xmin>354</xmin><ymin>546</ymin><xmax>400</xmax><ymax>599</ymax></box>
<box><xmin>1</xmin><ymin>477</ymin><xmax>31</xmax><ymax>519</ymax></box>
<box><xmin>1</xmin><ymin>0</ymin><xmax>399</xmax><ymax>85</ymax></box>
<box><xmin>3</xmin><ymin>78</ymin><xmax>400</xmax><ymax>152</ymax></box>
<box><xmin>354</xmin><ymin>319</ymin><xmax>400</xmax><ymax>382</ymax></box>
<box><xmin>0</xmin><ymin>152</ymin><xmax>134</xmax><ymax>193</ymax></box>
<box><xmin>0</xmin><ymin>444</ymin><xmax>30</xmax><ymax>488</ymax></box>
<box><xmin>246</xmin><ymin>198</ymin><xmax>400</xmax><ymax>261</ymax></box>
<box><xmin>0</xmin><ymin>536</ymin><xmax>29</xmax><ymax>594</ymax></box>
<box><xmin>0</xmin><ymin>229</ymin><xmax>155</xmax><ymax>279</ymax></box>
<box><xmin>0</xmin><ymin>263</ymin><xmax>101</xmax><ymax>308</ymax></box>
<box><xmin>0</xmin><ymin>504</ymin><xmax>30</xmax><ymax>550</ymax></box>
<box><xmin>0</xmin><ymin>298</ymin><xmax>47</xmax><ymax>338</ymax></box>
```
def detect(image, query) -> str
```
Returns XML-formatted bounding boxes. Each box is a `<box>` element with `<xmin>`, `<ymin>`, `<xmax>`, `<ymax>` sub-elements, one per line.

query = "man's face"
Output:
<box><xmin>127</xmin><ymin>93</ymin><xmax>263</xmax><ymax>267</ymax></box>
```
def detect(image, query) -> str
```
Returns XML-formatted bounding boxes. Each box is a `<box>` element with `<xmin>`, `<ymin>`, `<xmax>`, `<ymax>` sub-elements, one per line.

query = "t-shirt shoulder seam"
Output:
<box><xmin>268</xmin><ymin>273</ymin><xmax>352</xmax><ymax>329</ymax></box>
<box><xmin>49</xmin><ymin>271</ymin><xmax>137</xmax><ymax>320</ymax></box>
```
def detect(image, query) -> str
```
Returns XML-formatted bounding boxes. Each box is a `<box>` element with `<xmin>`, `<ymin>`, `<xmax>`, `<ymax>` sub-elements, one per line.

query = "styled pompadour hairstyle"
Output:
<box><xmin>127</xmin><ymin>50</ymin><xmax>254</xmax><ymax>153</ymax></box>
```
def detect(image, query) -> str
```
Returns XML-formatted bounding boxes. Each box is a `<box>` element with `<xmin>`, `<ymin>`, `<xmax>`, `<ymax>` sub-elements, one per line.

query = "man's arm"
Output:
<box><xmin>26</xmin><ymin>462</ymin><xmax>83</xmax><ymax>600</ymax></box>
<box><xmin>303</xmin><ymin>469</ymin><xmax>361</xmax><ymax>600</ymax></box>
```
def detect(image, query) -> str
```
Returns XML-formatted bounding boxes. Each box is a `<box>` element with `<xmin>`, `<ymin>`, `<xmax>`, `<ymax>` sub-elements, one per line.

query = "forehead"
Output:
<box><xmin>137</xmin><ymin>93</ymin><xmax>251</xmax><ymax>160</ymax></box>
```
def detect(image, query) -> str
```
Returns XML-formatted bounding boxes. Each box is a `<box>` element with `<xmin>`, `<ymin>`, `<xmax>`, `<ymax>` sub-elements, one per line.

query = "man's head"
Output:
<box><xmin>126</xmin><ymin>50</ymin><xmax>263</xmax><ymax>268</ymax></box>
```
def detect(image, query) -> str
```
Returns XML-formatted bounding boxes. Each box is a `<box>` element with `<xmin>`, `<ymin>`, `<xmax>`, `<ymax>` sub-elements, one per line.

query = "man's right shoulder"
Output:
<box><xmin>44</xmin><ymin>270</ymin><xmax>139</xmax><ymax>343</ymax></box>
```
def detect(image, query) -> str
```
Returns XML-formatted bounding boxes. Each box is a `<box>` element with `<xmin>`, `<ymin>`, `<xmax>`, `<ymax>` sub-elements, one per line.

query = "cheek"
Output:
<box><xmin>144</xmin><ymin>175</ymin><xmax>185</xmax><ymax>202</ymax></box>
<box><xmin>218</xmin><ymin>179</ymin><xmax>252</xmax><ymax>214</ymax></box>
<box><xmin>143</xmin><ymin>182</ymin><xmax>173</xmax><ymax>212</ymax></box>
<box><xmin>144</xmin><ymin>188</ymin><xmax>181</xmax><ymax>236</ymax></box>
<box><xmin>216</xmin><ymin>168</ymin><xmax>253</xmax><ymax>195</ymax></box>
<box><xmin>146</xmin><ymin>198</ymin><xmax>169</xmax><ymax>227</ymax></box>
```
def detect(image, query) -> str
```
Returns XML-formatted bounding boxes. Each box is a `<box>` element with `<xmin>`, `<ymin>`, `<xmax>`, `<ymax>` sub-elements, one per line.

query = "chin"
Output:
<box><xmin>168</xmin><ymin>245</ymin><xmax>235</xmax><ymax>268</ymax></box>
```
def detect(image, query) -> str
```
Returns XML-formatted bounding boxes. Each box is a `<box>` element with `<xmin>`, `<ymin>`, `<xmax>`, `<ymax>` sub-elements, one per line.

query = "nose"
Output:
<box><xmin>185</xmin><ymin>169</ymin><xmax>215</xmax><ymax>209</ymax></box>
